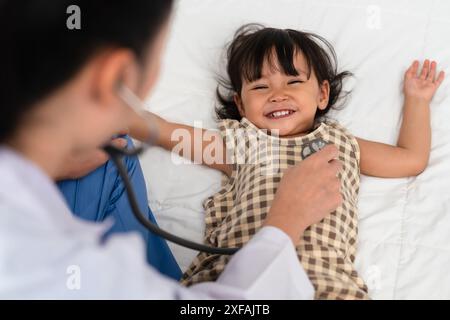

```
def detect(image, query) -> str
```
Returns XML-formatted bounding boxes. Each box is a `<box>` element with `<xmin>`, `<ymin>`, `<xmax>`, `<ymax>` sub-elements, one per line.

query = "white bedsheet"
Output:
<box><xmin>139</xmin><ymin>0</ymin><xmax>450</xmax><ymax>299</ymax></box>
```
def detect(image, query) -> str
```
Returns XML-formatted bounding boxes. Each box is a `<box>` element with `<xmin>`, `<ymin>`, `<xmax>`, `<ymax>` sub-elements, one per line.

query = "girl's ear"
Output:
<box><xmin>234</xmin><ymin>94</ymin><xmax>245</xmax><ymax>116</ymax></box>
<box><xmin>318</xmin><ymin>80</ymin><xmax>330</xmax><ymax>110</ymax></box>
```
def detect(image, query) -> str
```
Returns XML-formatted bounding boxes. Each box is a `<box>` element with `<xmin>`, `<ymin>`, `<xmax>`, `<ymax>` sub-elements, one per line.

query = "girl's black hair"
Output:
<box><xmin>0</xmin><ymin>0</ymin><xmax>173</xmax><ymax>142</ymax></box>
<box><xmin>216</xmin><ymin>23</ymin><xmax>352</xmax><ymax>121</ymax></box>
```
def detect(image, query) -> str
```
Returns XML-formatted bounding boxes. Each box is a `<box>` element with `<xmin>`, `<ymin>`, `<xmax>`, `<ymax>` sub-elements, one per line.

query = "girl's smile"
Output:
<box><xmin>264</xmin><ymin>106</ymin><xmax>298</xmax><ymax>119</ymax></box>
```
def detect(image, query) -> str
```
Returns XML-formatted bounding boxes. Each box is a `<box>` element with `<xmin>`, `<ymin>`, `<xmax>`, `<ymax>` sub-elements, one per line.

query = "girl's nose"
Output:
<box><xmin>270</xmin><ymin>94</ymin><xmax>288</xmax><ymax>103</ymax></box>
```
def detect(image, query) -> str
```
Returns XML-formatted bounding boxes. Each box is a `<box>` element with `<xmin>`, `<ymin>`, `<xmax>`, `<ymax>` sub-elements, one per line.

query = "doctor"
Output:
<box><xmin>0</xmin><ymin>0</ymin><xmax>343</xmax><ymax>299</ymax></box>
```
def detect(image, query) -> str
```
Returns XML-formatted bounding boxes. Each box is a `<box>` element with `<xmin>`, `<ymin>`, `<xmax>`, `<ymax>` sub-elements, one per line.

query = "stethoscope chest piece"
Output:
<box><xmin>301</xmin><ymin>138</ymin><xmax>328</xmax><ymax>160</ymax></box>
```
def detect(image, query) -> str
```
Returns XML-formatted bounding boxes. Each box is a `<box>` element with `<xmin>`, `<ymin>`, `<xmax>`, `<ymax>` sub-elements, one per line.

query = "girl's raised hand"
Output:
<box><xmin>404</xmin><ymin>59</ymin><xmax>445</xmax><ymax>103</ymax></box>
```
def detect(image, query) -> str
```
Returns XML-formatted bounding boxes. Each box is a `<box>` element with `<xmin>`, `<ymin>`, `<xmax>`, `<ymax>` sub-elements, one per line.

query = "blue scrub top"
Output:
<box><xmin>57</xmin><ymin>136</ymin><xmax>182</xmax><ymax>280</ymax></box>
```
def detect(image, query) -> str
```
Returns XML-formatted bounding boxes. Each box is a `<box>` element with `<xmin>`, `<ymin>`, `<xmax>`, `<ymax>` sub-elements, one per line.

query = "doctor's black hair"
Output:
<box><xmin>0</xmin><ymin>0</ymin><xmax>173</xmax><ymax>143</ymax></box>
<box><xmin>216</xmin><ymin>23</ymin><xmax>352</xmax><ymax>121</ymax></box>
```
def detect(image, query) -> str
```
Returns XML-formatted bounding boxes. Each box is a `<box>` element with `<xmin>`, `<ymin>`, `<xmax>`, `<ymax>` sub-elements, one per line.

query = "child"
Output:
<box><xmin>132</xmin><ymin>24</ymin><xmax>445</xmax><ymax>299</ymax></box>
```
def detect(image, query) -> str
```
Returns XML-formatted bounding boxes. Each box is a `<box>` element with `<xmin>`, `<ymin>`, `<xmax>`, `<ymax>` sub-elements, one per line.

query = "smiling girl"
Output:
<box><xmin>134</xmin><ymin>24</ymin><xmax>445</xmax><ymax>299</ymax></box>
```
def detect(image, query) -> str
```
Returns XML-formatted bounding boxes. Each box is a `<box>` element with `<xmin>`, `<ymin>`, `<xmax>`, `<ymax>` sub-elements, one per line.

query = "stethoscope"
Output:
<box><xmin>104</xmin><ymin>85</ymin><xmax>328</xmax><ymax>256</ymax></box>
<box><xmin>103</xmin><ymin>85</ymin><xmax>239</xmax><ymax>255</ymax></box>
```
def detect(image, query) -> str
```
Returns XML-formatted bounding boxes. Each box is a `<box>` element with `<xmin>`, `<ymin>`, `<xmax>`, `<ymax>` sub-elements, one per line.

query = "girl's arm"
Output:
<box><xmin>128</xmin><ymin>111</ymin><xmax>232</xmax><ymax>176</ymax></box>
<box><xmin>357</xmin><ymin>60</ymin><xmax>445</xmax><ymax>178</ymax></box>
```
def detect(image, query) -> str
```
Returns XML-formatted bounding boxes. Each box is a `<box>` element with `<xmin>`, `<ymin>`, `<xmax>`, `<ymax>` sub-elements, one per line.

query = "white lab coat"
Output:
<box><xmin>0</xmin><ymin>147</ymin><xmax>314</xmax><ymax>299</ymax></box>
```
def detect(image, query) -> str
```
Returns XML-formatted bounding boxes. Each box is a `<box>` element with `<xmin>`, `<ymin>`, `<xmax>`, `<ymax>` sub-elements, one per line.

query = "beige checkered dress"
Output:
<box><xmin>181</xmin><ymin>117</ymin><xmax>369</xmax><ymax>299</ymax></box>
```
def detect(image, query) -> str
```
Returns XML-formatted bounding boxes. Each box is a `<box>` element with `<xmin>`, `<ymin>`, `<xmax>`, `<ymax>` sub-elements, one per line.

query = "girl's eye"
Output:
<box><xmin>288</xmin><ymin>80</ymin><xmax>304</xmax><ymax>85</ymax></box>
<box><xmin>252</xmin><ymin>85</ymin><xmax>268</xmax><ymax>90</ymax></box>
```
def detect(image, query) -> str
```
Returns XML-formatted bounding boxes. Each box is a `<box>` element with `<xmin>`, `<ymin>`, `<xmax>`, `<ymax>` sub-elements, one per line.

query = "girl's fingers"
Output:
<box><xmin>428</xmin><ymin>61</ymin><xmax>437</xmax><ymax>82</ymax></box>
<box><xmin>111</xmin><ymin>137</ymin><xmax>128</xmax><ymax>148</ymax></box>
<box><xmin>435</xmin><ymin>71</ymin><xmax>445</xmax><ymax>87</ymax></box>
<box><xmin>420</xmin><ymin>59</ymin><xmax>430</xmax><ymax>80</ymax></box>
<box><xmin>408</xmin><ymin>60</ymin><xmax>419</xmax><ymax>77</ymax></box>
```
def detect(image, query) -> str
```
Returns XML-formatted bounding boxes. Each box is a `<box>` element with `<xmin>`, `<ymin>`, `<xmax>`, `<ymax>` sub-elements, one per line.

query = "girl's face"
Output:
<box><xmin>235</xmin><ymin>51</ymin><xmax>330</xmax><ymax>137</ymax></box>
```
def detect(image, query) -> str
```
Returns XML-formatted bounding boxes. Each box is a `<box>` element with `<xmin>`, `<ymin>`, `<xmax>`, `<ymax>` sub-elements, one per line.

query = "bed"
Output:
<box><xmin>138</xmin><ymin>0</ymin><xmax>450</xmax><ymax>299</ymax></box>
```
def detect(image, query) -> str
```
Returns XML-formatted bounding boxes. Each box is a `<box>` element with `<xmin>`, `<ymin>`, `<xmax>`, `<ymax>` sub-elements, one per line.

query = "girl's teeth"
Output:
<box><xmin>271</xmin><ymin>110</ymin><xmax>292</xmax><ymax>118</ymax></box>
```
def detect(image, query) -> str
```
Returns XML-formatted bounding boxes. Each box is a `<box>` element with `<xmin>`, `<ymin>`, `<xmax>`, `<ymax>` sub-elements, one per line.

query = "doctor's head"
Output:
<box><xmin>0</xmin><ymin>0</ymin><xmax>173</xmax><ymax>149</ymax></box>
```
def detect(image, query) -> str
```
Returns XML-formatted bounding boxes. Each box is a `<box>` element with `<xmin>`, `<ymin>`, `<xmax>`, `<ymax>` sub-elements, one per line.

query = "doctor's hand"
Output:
<box><xmin>55</xmin><ymin>137</ymin><xmax>128</xmax><ymax>181</ymax></box>
<box><xmin>264</xmin><ymin>144</ymin><xmax>343</xmax><ymax>245</ymax></box>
